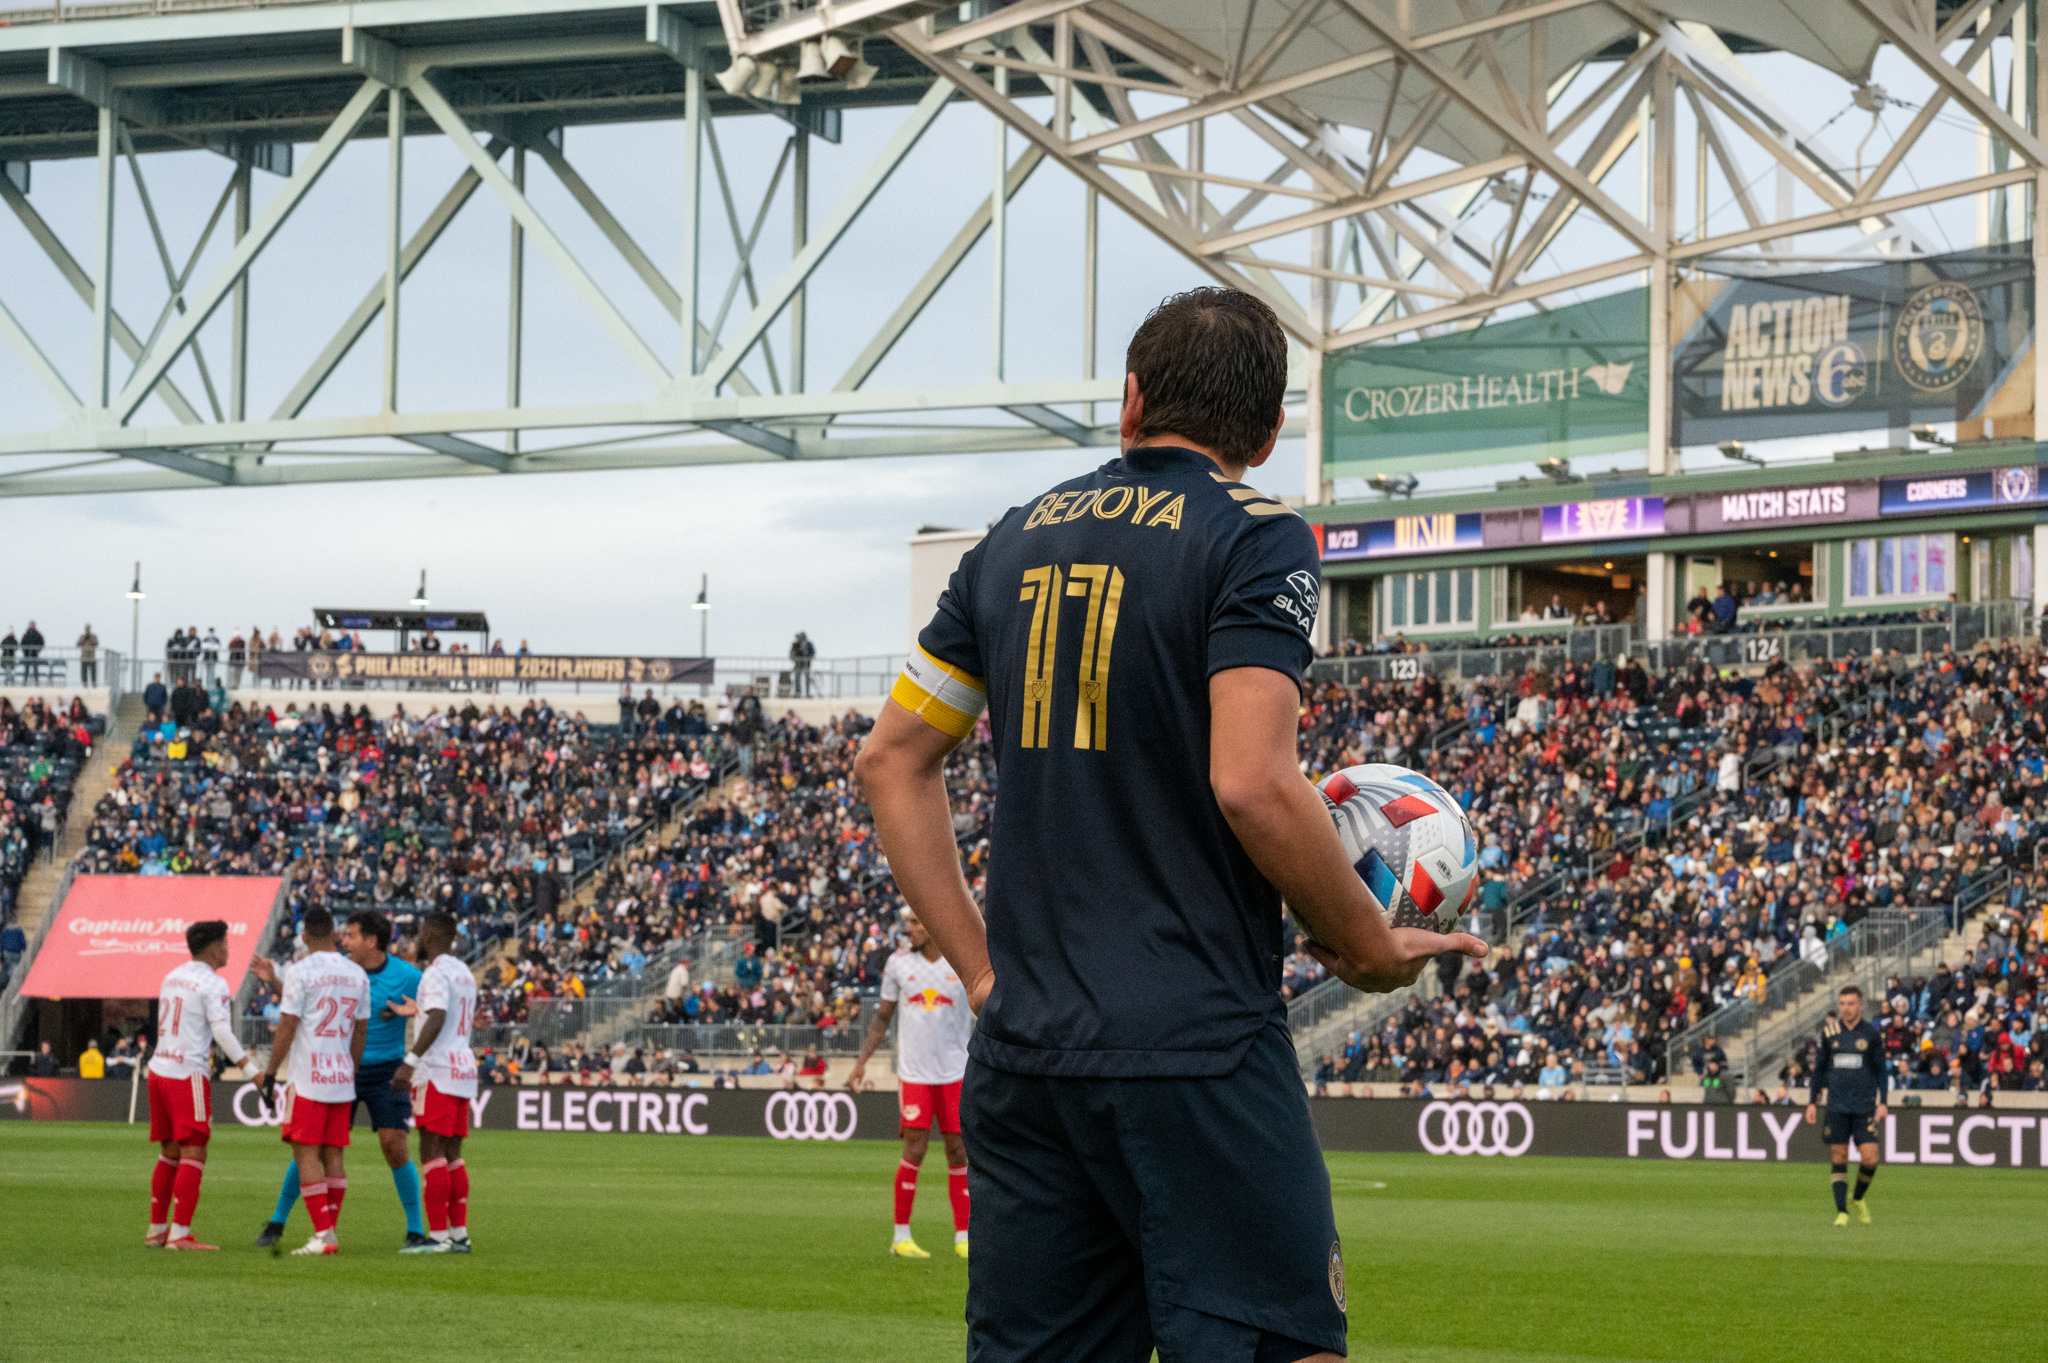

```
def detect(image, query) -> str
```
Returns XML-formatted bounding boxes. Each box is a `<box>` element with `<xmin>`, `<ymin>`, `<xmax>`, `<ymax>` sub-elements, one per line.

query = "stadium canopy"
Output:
<box><xmin>312</xmin><ymin>607</ymin><xmax>490</xmax><ymax>636</ymax></box>
<box><xmin>0</xmin><ymin>0</ymin><xmax>2033</xmax><ymax>497</ymax></box>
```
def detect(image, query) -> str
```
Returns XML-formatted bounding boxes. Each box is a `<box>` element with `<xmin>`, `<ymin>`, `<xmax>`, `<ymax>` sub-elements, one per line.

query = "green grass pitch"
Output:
<box><xmin>2</xmin><ymin>1123</ymin><xmax>2043</xmax><ymax>1361</ymax></box>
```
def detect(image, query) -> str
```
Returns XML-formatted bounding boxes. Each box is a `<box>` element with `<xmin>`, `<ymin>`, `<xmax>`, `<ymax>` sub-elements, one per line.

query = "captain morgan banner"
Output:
<box><xmin>16</xmin><ymin>876</ymin><xmax>282</xmax><ymax>999</ymax></box>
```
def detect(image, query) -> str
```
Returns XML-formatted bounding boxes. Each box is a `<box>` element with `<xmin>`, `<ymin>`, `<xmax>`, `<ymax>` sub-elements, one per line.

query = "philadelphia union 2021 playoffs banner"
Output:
<box><xmin>257</xmin><ymin>652</ymin><xmax>714</xmax><ymax>687</ymax></box>
<box><xmin>1673</xmin><ymin>241</ymin><xmax>2034</xmax><ymax>446</ymax></box>
<box><xmin>13</xmin><ymin>1080</ymin><xmax>2044</xmax><ymax>1169</ymax></box>
<box><xmin>1323</xmin><ymin>289</ymin><xmax>1650</xmax><ymax>479</ymax></box>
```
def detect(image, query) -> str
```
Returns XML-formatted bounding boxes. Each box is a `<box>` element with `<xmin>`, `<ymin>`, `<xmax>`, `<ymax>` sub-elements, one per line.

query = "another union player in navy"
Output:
<box><xmin>856</xmin><ymin>288</ymin><xmax>1485</xmax><ymax>1361</ymax></box>
<box><xmin>1805</xmin><ymin>984</ymin><xmax>1887</xmax><ymax>1225</ymax></box>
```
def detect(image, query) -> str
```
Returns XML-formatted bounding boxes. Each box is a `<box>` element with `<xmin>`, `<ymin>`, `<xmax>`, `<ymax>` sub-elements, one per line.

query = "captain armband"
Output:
<box><xmin>891</xmin><ymin>646</ymin><xmax>987</xmax><ymax>739</ymax></box>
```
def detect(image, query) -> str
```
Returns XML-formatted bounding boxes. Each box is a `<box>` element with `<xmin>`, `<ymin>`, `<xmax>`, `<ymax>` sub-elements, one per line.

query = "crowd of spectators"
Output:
<box><xmin>0</xmin><ymin>695</ymin><xmax>98</xmax><ymax>988</ymax></box>
<box><xmin>82</xmin><ymin>693</ymin><xmax>727</xmax><ymax>975</ymax></box>
<box><xmin>1304</xmin><ymin>638</ymin><xmax>2045</xmax><ymax>1096</ymax></box>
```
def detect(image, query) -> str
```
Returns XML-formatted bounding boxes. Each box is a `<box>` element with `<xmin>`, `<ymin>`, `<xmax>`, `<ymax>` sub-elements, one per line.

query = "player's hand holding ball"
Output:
<box><xmin>1309</xmin><ymin>763</ymin><xmax>1489</xmax><ymax>991</ymax></box>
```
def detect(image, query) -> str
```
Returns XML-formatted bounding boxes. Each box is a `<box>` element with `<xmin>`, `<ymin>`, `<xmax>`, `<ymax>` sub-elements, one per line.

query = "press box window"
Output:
<box><xmin>1378</xmin><ymin>568</ymin><xmax>1476</xmax><ymax>634</ymax></box>
<box><xmin>1846</xmin><ymin>534</ymin><xmax>1951</xmax><ymax>601</ymax></box>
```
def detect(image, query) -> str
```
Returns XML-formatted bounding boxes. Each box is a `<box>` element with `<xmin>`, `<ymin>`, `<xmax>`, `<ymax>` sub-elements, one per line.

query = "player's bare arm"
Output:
<box><xmin>351</xmin><ymin>1017</ymin><xmax>367</xmax><ymax>1070</ymax></box>
<box><xmin>847</xmin><ymin>998</ymin><xmax>898</xmax><ymax>1091</ymax></box>
<box><xmin>1208</xmin><ymin>666</ymin><xmax>1485</xmax><ymax>992</ymax></box>
<box><xmin>390</xmin><ymin>1008</ymin><xmax>444</xmax><ymax>1091</ymax></box>
<box><xmin>854</xmin><ymin>704</ymin><xmax>994</xmax><ymax>1013</ymax></box>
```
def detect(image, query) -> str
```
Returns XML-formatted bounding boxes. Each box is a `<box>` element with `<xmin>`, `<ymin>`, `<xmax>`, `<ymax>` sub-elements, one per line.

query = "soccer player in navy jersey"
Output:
<box><xmin>857</xmin><ymin>287</ymin><xmax>1485</xmax><ymax>1361</ymax></box>
<box><xmin>1806</xmin><ymin>984</ymin><xmax>1887</xmax><ymax>1225</ymax></box>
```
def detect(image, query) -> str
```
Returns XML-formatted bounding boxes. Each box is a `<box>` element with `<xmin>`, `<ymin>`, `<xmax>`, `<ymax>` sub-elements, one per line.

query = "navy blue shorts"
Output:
<box><xmin>962</xmin><ymin>1022</ymin><xmax>1346</xmax><ymax>1363</ymax></box>
<box><xmin>353</xmin><ymin>1060</ymin><xmax>411</xmax><ymax>1132</ymax></box>
<box><xmin>1823</xmin><ymin>1109</ymin><xmax>1877</xmax><ymax>1147</ymax></box>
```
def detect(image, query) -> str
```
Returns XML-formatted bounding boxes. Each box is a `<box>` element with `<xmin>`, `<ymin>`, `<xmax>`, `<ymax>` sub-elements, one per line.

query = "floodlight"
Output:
<box><xmin>716</xmin><ymin>55</ymin><xmax>758</xmax><ymax>96</ymax></box>
<box><xmin>797</xmin><ymin>40</ymin><xmax>828</xmax><ymax>81</ymax></box>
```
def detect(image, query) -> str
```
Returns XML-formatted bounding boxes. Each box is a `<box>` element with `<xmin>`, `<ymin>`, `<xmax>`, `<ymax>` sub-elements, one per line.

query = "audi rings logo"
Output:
<box><xmin>764</xmin><ymin>1091</ymin><xmax>858</xmax><ymax>1141</ymax></box>
<box><xmin>231</xmin><ymin>1083</ymin><xmax>283</xmax><ymax>1127</ymax></box>
<box><xmin>1416</xmin><ymin>1100</ymin><xmax>1533</xmax><ymax>1157</ymax></box>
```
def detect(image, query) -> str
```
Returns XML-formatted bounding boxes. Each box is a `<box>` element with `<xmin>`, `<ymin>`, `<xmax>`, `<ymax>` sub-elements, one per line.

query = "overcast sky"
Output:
<box><xmin>0</xmin><ymin>36</ymin><xmax>1999</xmax><ymax>661</ymax></box>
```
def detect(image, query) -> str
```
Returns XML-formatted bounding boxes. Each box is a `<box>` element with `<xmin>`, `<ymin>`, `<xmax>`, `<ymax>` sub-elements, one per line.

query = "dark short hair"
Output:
<box><xmin>1125</xmin><ymin>287</ymin><xmax>1287</xmax><ymax>465</ymax></box>
<box><xmin>347</xmin><ymin>909</ymin><xmax>392</xmax><ymax>952</ymax></box>
<box><xmin>302</xmin><ymin>906</ymin><xmax>335</xmax><ymax>940</ymax></box>
<box><xmin>185</xmin><ymin>920</ymin><xmax>229</xmax><ymax>955</ymax></box>
<box><xmin>423</xmin><ymin>910</ymin><xmax>459</xmax><ymax>941</ymax></box>
<box><xmin>1839</xmin><ymin>984</ymin><xmax>1864</xmax><ymax>1000</ymax></box>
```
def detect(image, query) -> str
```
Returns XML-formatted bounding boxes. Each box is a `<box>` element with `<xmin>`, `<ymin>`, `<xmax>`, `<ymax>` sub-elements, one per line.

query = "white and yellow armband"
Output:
<box><xmin>891</xmin><ymin>645</ymin><xmax>987</xmax><ymax>739</ymax></box>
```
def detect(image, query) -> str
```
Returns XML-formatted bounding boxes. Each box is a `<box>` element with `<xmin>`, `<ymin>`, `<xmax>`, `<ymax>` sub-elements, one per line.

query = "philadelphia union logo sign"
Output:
<box><xmin>1893</xmin><ymin>281</ymin><xmax>1983</xmax><ymax>394</ymax></box>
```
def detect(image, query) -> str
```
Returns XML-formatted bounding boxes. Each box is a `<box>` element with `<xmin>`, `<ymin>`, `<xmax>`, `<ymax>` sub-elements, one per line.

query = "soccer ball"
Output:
<box><xmin>1316</xmin><ymin>763</ymin><xmax>1478</xmax><ymax>932</ymax></box>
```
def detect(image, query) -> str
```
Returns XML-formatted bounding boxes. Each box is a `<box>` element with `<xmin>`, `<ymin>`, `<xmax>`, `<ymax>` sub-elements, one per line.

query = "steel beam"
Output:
<box><xmin>111</xmin><ymin>78</ymin><xmax>386</xmax><ymax>425</ymax></box>
<box><xmin>125</xmin><ymin>447</ymin><xmax>234</xmax><ymax>484</ymax></box>
<box><xmin>696</xmin><ymin>420</ymin><xmax>797</xmax><ymax>458</ymax></box>
<box><xmin>403</xmin><ymin>433</ymin><xmax>514</xmax><ymax>471</ymax></box>
<box><xmin>1002</xmin><ymin>404</ymin><xmax>1092</xmax><ymax>444</ymax></box>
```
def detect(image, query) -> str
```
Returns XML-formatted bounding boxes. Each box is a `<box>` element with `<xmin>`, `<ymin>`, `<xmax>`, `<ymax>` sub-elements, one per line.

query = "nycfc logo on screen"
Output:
<box><xmin>1416</xmin><ymin>1100</ymin><xmax>1534</xmax><ymax>1156</ymax></box>
<box><xmin>1893</xmin><ymin>281</ymin><xmax>1983</xmax><ymax>393</ymax></box>
<box><xmin>764</xmin><ymin>1091</ymin><xmax>858</xmax><ymax>1141</ymax></box>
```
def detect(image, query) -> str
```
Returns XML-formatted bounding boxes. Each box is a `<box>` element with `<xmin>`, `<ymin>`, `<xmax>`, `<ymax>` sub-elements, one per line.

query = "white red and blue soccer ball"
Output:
<box><xmin>1317</xmin><ymin>763</ymin><xmax>1478</xmax><ymax>933</ymax></box>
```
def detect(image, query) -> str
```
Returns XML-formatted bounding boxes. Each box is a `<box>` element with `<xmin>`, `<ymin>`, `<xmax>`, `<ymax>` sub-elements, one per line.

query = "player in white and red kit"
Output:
<box><xmin>146</xmin><ymin>919</ymin><xmax>261</xmax><ymax>1250</ymax></box>
<box><xmin>389</xmin><ymin>911</ymin><xmax>478</xmax><ymax>1254</ymax></box>
<box><xmin>849</xmin><ymin>910</ymin><xmax>973</xmax><ymax>1259</ymax></box>
<box><xmin>258</xmin><ymin>906</ymin><xmax>369</xmax><ymax>1256</ymax></box>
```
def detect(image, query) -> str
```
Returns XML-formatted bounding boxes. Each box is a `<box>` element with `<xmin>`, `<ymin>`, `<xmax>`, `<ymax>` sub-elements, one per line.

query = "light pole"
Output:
<box><xmin>692</xmin><ymin>573</ymin><xmax>710</xmax><ymax>697</ymax></box>
<box><xmin>126</xmin><ymin>561</ymin><xmax>144</xmax><ymax>692</ymax></box>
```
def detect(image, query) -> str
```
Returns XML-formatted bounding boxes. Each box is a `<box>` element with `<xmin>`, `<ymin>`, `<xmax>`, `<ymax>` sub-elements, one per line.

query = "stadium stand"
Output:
<box><xmin>1299</xmin><ymin>640</ymin><xmax>2046</xmax><ymax>1101</ymax></box>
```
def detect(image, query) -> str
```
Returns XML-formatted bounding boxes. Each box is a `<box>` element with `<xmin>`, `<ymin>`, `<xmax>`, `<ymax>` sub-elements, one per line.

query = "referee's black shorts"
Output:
<box><xmin>962</xmin><ymin>1021</ymin><xmax>1347</xmax><ymax>1362</ymax></box>
<box><xmin>1822</xmin><ymin>1109</ymin><xmax>1877</xmax><ymax>1147</ymax></box>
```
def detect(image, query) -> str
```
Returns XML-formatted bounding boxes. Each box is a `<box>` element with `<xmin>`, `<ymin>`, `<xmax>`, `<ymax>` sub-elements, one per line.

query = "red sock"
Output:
<box><xmin>947</xmin><ymin>1165</ymin><xmax>970</xmax><ymax>1233</ymax></box>
<box><xmin>893</xmin><ymin>1160</ymin><xmax>919</xmax><ymax>1227</ymax></box>
<box><xmin>326</xmin><ymin>1176</ymin><xmax>347</xmax><ymax>1224</ymax></box>
<box><xmin>422</xmin><ymin>1159</ymin><xmax>450</xmax><ymax>1233</ymax></box>
<box><xmin>303</xmin><ymin>1180</ymin><xmax>335</xmax><ymax>1235</ymax></box>
<box><xmin>171</xmin><ymin>1159</ymin><xmax>205</xmax><ymax>1229</ymax></box>
<box><xmin>150</xmin><ymin>1156</ymin><xmax>177</xmax><ymax>1226</ymax></box>
<box><xmin>448</xmin><ymin>1160</ymin><xmax>469</xmax><ymax>1230</ymax></box>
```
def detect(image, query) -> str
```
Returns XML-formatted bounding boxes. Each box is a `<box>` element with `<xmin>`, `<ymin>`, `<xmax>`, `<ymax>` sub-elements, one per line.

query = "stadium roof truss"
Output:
<box><xmin>0</xmin><ymin>0</ymin><xmax>2039</xmax><ymax>496</ymax></box>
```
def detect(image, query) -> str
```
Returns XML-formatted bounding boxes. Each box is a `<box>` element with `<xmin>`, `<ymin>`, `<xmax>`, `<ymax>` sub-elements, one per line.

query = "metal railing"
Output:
<box><xmin>1664</xmin><ymin>905</ymin><xmax>1956</xmax><ymax>1092</ymax></box>
<box><xmin>0</xmin><ymin>0</ymin><xmax>330</xmax><ymax>26</ymax></box>
<box><xmin>1645</xmin><ymin>601</ymin><xmax>2035</xmax><ymax>673</ymax></box>
<box><xmin>476</xmin><ymin>1014</ymin><xmax>869</xmax><ymax>1061</ymax></box>
<box><xmin>1310</xmin><ymin>625</ymin><xmax>1638</xmax><ymax>686</ymax></box>
<box><xmin>0</xmin><ymin>858</ymin><xmax>79</xmax><ymax>1054</ymax></box>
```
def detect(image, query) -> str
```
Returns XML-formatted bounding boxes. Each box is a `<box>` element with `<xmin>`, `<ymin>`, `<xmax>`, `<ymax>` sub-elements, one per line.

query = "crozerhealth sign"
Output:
<box><xmin>1323</xmin><ymin>288</ymin><xmax>1650</xmax><ymax>479</ymax></box>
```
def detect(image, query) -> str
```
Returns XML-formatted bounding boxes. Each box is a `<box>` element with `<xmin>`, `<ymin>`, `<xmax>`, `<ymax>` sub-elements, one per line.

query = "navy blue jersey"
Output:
<box><xmin>917</xmin><ymin>445</ymin><xmax>1320</xmax><ymax>1078</ymax></box>
<box><xmin>1811</xmin><ymin>1019</ymin><xmax>1886</xmax><ymax>1114</ymax></box>
<box><xmin>361</xmin><ymin>952</ymin><xmax>424</xmax><ymax>1066</ymax></box>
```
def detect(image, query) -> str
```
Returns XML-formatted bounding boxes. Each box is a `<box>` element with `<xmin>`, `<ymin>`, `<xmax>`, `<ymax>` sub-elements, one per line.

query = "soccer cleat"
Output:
<box><xmin>290</xmin><ymin>1235</ymin><xmax>338</xmax><ymax>1256</ymax></box>
<box><xmin>402</xmin><ymin>1231</ymin><xmax>436</xmax><ymax>1251</ymax></box>
<box><xmin>400</xmin><ymin>1238</ymin><xmax>452</xmax><ymax>1255</ymax></box>
<box><xmin>1852</xmin><ymin>1198</ymin><xmax>1872</xmax><ymax>1225</ymax></box>
<box><xmin>255</xmin><ymin>1221</ymin><xmax>286</xmax><ymax>1249</ymax></box>
<box><xmin>165</xmin><ymin>1236</ymin><xmax>220</xmax><ymax>1251</ymax></box>
<box><xmin>955</xmin><ymin>1239</ymin><xmax>969</xmax><ymax>1260</ymax></box>
<box><xmin>1833</xmin><ymin>1213</ymin><xmax>1850</xmax><ymax>1227</ymax></box>
<box><xmin>889</xmin><ymin>1238</ymin><xmax>932</xmax><ymax>1259</ymax></box>
<box><xmin>445</xmin><ymin>1239</ymin><xmax>473</xmax><ymax>1255</ymax></box>
<box><xmin>143</xmin><ymin>1230</ymin><xmax>169</xmax><ymax>1248</ymax></box>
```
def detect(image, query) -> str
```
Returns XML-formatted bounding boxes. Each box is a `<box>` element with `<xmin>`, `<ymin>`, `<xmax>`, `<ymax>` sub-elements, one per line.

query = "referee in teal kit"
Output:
<box><xmin>857</xmin><ymin>287</ymin><xmax>1484</xmax><ymax>1361</ymax></box>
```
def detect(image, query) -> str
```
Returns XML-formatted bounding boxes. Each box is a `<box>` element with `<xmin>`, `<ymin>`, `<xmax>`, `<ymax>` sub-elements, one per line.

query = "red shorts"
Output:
<box><xmin>279</xmin><ymin>1088</ymin><xmax>352</xmax><ymax>1147</ymax></box>
<box><xmin>899</xmin><ymin>1079</ymin><xmax>962</xmax><ymax>1135</ymax></box>
<box><xmin>147</xmin><ymin>1072</ymin><xmax>211</xmax><ymax>1145</ymax></box>
<box><xmin>412</xmin><ymin>1081</ymin><xmax>471</xmax><ymax>1138</ymax></box>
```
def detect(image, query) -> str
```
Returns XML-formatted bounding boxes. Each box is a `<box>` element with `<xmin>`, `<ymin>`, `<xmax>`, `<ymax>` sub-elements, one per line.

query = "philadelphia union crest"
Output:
<box><xmin>1329</xmin><ymin>1239</ymin><xmax>1346</xmax><ymax>1310</ymax></box>
<box><xmin>1893</xmin><ymin>281</ymin><xmax>1983</xmax><ymax>394</ymax></box>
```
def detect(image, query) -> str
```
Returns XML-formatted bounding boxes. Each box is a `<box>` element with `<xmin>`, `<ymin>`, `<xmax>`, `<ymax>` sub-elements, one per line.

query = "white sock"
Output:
<box><xmin>149</xmin><ymin>1223</ymin><xmax>168</xmax><ymax>1237</ymax></box>
<box><xmin>170</xmin><ymin>1224</ymin><xmax>190</xmax><ymax>1239</ymax></box>
<box><xmin>892</xmin><ymin>1224</ymin><xmax>911</xmax><ymax>1244</ymax></box>
<box><xmin>430</xmin><ymin>1229</ymin><xmax>452</xmax><ymax>1243</ymax></box>
<box><xmin>450</xmin><ymin>1227</ymin><xmax>469</xmax><ymax>1241</ymax></box>
<box><xmin>955</xmin><ymin>1230</ymin><xmax>969</xmax><ymax>1245</ymax></box>
<box><xmin>320</xmin><ymin>1229</ymin><xmax>337</xmax><ymax>1244</ymax></box>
